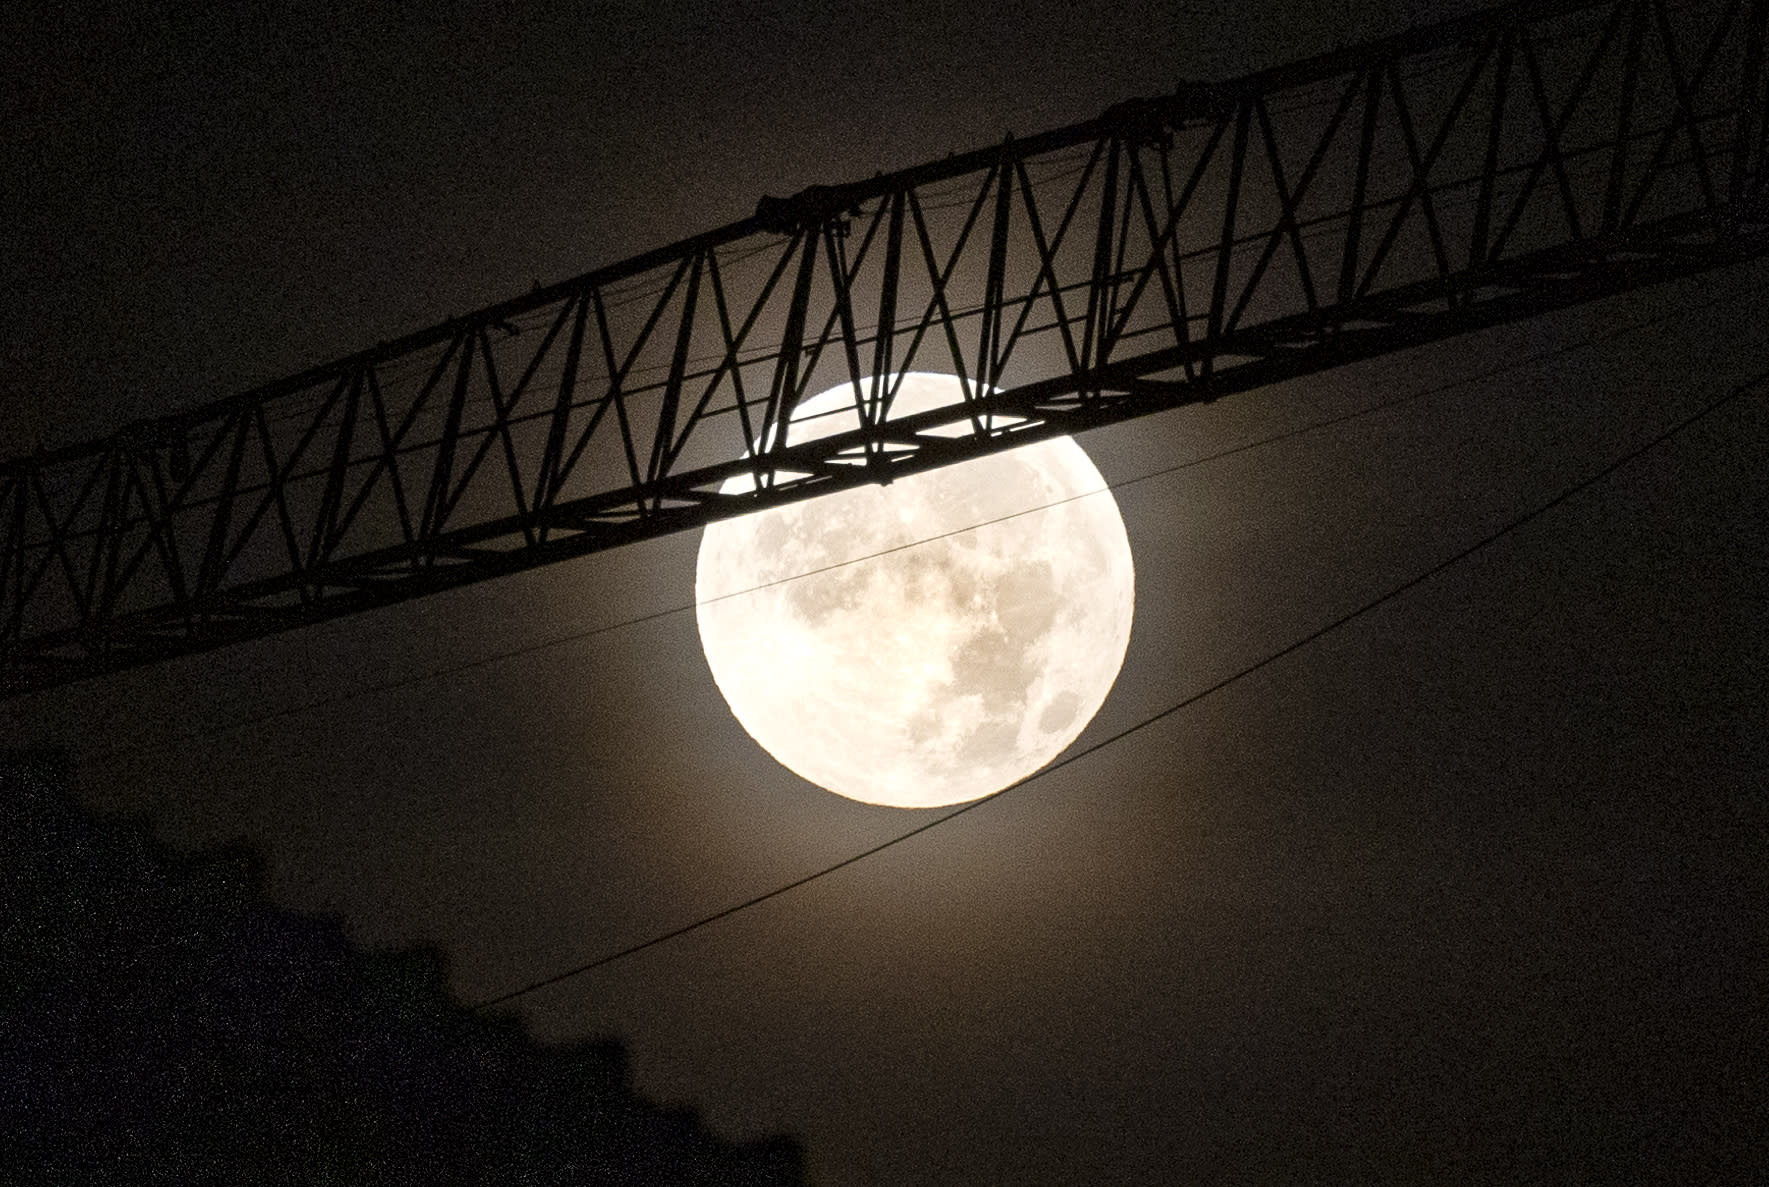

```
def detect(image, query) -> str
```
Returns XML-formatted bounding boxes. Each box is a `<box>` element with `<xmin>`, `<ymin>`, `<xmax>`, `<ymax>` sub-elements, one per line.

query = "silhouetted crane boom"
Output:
<box><xmin>4</xmin><ymin>0</ymin><xmax>1767</xmax><ymax>697</ymax></box>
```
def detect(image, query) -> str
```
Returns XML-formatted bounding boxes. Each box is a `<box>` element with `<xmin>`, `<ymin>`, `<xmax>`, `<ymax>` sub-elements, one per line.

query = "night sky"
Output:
<box><xmin>6</xmin><ymin>2</ymin><xmax>1768</xmax><ymax>1183</ymax></box>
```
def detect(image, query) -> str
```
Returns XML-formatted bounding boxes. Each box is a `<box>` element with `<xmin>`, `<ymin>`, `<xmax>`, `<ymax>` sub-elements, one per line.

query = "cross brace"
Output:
<box><xmin>4</xmin><ymin>0</ymin><xmax>1767</xmax><ymax>698</ymax></box>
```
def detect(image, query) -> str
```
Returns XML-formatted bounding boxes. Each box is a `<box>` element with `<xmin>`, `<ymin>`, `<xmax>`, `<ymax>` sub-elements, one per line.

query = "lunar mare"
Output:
<box><xmin>694</xmin><ymin>373</ymin><xmax>1135</xmax><ymax>808</ymax></box>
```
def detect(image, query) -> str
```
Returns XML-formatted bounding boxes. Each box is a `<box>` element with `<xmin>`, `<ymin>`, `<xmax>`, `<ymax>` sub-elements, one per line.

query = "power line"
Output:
<box><xmin>469</xmin><ymin>357</ymin><xmax>1769</xmax><ymax>1012</ymax></box>
<box><xmin>73</xmin><ymin>268</ymin><xmax>1769</xmax><ymax>768</ymax></box>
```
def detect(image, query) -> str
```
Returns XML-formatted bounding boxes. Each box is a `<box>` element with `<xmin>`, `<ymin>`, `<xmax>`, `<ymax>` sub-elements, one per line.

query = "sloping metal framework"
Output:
<box><xmin>4</xmin><ymin>0</ymin><xmax>1767</xmax><ymax>697</ymax></box>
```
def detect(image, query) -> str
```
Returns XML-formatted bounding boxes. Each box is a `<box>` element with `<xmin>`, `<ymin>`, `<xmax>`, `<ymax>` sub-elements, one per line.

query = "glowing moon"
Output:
<box><xmin>695</xmin><ymin>373</ymin><xmax>1134</xmax><ymax>808</ymax></box>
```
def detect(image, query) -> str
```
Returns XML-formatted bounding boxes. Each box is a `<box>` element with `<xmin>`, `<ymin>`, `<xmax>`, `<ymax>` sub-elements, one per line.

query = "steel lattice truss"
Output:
<box><xmin>4</xmin><ymin>0</ymin><xmax>1767</xmax><ymax>697</ymax></box>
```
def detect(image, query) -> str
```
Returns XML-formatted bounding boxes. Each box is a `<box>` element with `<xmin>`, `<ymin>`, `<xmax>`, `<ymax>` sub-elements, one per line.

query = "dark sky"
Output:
<box><xmin>6</xmin><ymin>2</ymin><xmax>1769</xmax><ymax>1182</ymax></box>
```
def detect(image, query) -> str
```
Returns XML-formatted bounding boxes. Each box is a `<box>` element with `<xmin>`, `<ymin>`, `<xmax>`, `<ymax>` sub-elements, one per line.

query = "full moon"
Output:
<box><xmin>695</xmin><ymin>373</ymin><xmax>1135</xmax><ymax>808</ymax></box>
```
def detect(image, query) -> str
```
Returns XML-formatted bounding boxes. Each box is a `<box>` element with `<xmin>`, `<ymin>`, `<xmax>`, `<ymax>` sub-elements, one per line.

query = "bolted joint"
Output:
<box><xmin>1100</xmin><ymin>95</ymin><xmax>1178</xmax><ymax>146</ymax></box>
<box><xmin>115</xmin><ymin>417</ymin><xmax>194</xmax><ymax>480</ymax></box>
<box><xmin>1170</xmin><ymin>79</ymin><xmax>1240</xmax><ymax>123</ymax></box>
<box><xmin>753</xmin><ymin>184</ymin><xmax>864</xmax><ymax>235</ymax></box>
<box><xmin>1101</xmin><ymin>83</ymin><xmax>1239</xmax><ymax>144</ymax></box>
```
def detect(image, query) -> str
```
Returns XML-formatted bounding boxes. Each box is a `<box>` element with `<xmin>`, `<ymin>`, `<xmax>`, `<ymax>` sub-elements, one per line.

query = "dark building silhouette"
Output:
<box><xmin>1</xmin><ymin>750</ymin><xmax>804</xmax><ymax>1185</ymax></box>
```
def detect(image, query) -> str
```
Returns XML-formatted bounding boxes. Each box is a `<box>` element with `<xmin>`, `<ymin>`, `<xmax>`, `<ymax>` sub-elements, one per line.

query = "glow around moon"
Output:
<box><xmin>695</xmin><ymin>373</ymin><xmax>1134</xmax><ymax>809</ymax></box>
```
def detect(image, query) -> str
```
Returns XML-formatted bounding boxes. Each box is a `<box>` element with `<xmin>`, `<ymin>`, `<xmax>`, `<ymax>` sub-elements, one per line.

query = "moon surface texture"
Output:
<box><xmin>695</xmin><ymin>373</ymin><xmax>1135</xmax><ymax>809</ymax></box>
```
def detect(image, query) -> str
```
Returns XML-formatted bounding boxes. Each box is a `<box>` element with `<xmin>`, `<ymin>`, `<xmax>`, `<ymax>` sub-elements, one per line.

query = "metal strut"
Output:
<box><xmin>4</xmin><ymin>0</ymin><xmax>1768</xmax><ymax>698</ymax></box>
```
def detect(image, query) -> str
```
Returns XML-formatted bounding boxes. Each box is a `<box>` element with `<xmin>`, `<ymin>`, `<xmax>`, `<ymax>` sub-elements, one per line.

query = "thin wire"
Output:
<box><xmin>471</xmin><ymin>359</ymin><xmax>1769</xmax><ymax>1011</ymax></box>
<box><xmin>74</xmin><ymin>269</ymin><xmax>1769</xmax><ymax>768</ymax></box>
